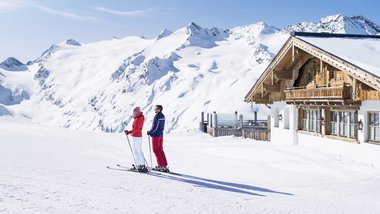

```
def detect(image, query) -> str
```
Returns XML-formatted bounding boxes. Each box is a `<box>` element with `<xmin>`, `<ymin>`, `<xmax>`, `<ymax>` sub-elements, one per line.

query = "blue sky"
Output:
<box><xmin>1</xmin><ymin>0</ymin><xmax>379</xmax><ymax>62</ymax></box>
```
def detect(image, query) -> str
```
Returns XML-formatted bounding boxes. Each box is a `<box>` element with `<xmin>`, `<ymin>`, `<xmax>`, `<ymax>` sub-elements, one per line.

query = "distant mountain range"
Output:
<box><xmin>0</xmin><ymin>57</ymin><xmax>28</xmax><ymax>71</ymax></box>
<box><xmin>1</xmin><ymin>14</ymin><xmax>379</xmax><ymax>132</ymax></box>
<box><xmin>283</xmin><ymin>14</ymin><xmax>380</xmax><ymax>34</ymax></box>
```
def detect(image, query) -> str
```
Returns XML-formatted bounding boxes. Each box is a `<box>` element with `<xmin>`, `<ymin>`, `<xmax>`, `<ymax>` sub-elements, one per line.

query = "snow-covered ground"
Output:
<box><xmin>2</xmin><ymin>14</ymin><xmax>380</xmax><ymax>214</ymax></box>
<box><xmin>1</xmin><ymin>117</ymin><xmax>380</xmax><ymax>214</ymax></box>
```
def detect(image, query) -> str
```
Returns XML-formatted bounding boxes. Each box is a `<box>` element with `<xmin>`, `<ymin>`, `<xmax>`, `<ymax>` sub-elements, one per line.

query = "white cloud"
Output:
<box><xmin>94</xmin><ymin>6</ymin><xmax>153</xmax><ymax>17</ymax></box>
<box><xmin>37</xmin><ymin>6</ymin><xmax>100</xmax><ymax>22</ymax></box>
<box><xmin>0</xmin><ymin>0</ymin><xmax>28</xmax><ymax>13</ymax></box>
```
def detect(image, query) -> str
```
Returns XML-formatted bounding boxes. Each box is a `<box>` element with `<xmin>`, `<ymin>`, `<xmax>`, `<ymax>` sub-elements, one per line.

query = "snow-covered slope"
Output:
<box><xmin>3</xmin><ymin>22</ymin><xmax>281</xmax><ymax>132</ymax></box>
<box><xmin>0</xmin><ymin>57</ymin><xmax>32</xmax><ymax>107</ymax></box>
<box><xmin>1</xmin><ymin>14</ymin><xmax>379</xmax><ymax>133</ymax></box>
<box><xmin>1</xmin><ymin>117</ymin><xmax>380</xmax><ymax>214</ymax></box>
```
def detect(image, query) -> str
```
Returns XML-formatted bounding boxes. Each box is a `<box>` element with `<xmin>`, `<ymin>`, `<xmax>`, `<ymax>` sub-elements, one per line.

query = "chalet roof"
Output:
<box><xmin>294</xmin><ymin>32</ymin><xmax>380</xmax><ymax>79</ymax></box>
<box><xmin>245</xmin><ymin>32</ymin><xmax>380</xmax><ymax>103</ymax></box>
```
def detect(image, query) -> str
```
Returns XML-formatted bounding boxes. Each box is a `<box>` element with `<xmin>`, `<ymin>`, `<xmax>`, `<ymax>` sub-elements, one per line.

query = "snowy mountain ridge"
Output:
<box><xmin>1</xmin><ymin>14</ymin><xmax>379</xmax><ymax>133</ymax></box>
<box><xmin>283</xmin><ymin>14</ymin><xmax>380</xmax><ymax>34</ymax></box>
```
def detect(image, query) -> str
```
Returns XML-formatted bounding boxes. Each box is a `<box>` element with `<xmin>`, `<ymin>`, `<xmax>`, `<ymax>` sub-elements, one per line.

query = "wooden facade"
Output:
<box><xmin>245</xmin><ymin>32</ymin><xmax>380</xmax><ymax>144</ymax></box>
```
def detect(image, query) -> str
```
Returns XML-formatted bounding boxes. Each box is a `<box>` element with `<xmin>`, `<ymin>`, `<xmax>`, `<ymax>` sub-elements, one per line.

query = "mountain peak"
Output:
<box><xmin>179</xmin><ymin>22</ymin><xmax>227</xmax><ymax>48</ymax></box>
<box><xmin>185</xmin><ymin>22</ymin><xmax>204</xmax><ymax>36</ymax></box>
<box><xmin>284</xmin><ymin>14</ymin><xmax>380</xmax><ymax>35</ymax></box>
<box><xmin>320</xmin><ymin>14</ymin><xmax>380</xmax><ymax>34</ymax></box>
<box><xmin>350</xmin><ymin>15</ymin><xmax>380</xmax><ymax>34</ymax></box>
<box><xmin>0</xmin><ymin>57</ymin><xmax>28</xmax><ymax>71</ymax></box>
<box><xmin>319</xmin><ymin>14</ymin><xmax>346</xmax><ymax>23</ymax></box>
<box><xmin>157</xmin><ymin>28</ymin><xmax>173</xmax><ymax>40</ymax></box>
<box><xmin>231</xmin><ymin>21</ymin><xmax>279</xmax><ymax>35</ymax></box>
<box><xmin>187</xmin><ymin>22</ymin><xmax>202</xmax><ymax>30</ymax></box>
<box><xmin>229</xmin><ymin>22</ymin><xmax>280</xmax><ymax>46</ymax></box>
<box><xmin>61</xmin><ymin>39</ymin><xmax>81</xmax><ymax>46</ymax></box>
<box><xmin>33</xmin><ymin>44</ymin><xmax>59</xmax><ymax>64</ymax></box>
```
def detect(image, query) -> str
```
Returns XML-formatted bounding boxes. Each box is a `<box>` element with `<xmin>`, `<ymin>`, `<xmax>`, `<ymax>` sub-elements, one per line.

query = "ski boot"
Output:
<box><xmin>158</xmin><ymin>166</ymin><xmax>170</xmax><ymax>173</ymax></box>
<box><xmin>137</xmin><ymin>165</ymin><xmax>148</xmax><ymax>173</ymax></box>
<box><xmin>131</xmin><ymin>164</ymin><xmax>138</xmax><ymax>171</ymax></box>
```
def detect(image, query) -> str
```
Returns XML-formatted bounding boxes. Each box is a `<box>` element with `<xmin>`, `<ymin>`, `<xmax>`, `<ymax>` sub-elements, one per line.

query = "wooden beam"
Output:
<box><xmin>352</xmin><ymin>78</ymin><xmax>357</xmax><ymax>100</ymax></box>
<box><xmin>254</xmin><ymin>97</ymin><xmax>270</xmax><ymax>102</ymax></box>
<box><xmin>274</xmin><ymin>70</ymin><xmax>293</xmax><ymax>80</ymax></box>
<box><xmin>254</xmin><ymin>97</ymin><xmax>272</xmax><ymax>104</ymax></box>
<box><xmin>320</xmin><ymin>59</ymin><xmax>323</xmax><ymax>84</ymax></box>
<box><xmin>286</xmin><ymin>52</ymin><xmax>313</xmax><ymax>71</ymax></box>
<box><xmin>263</xmin><ymin>82</ymin><xmax>281</xmax><ymax>92</ymax></box>
<box><xmin>251</xmin><ymin>93</ymin><xmax>269</xmax><ymax>99</ymax></box>
<box><xmin>271</xmin><ymin>70</ymin><xmax>274</xmax><ymax>85</ymax></box>
<box><xmin>249</xmin><ymin>93</ymin><xmax>271</xmax><ymax>103</ymax></box>
<box><xmin>292</xmin><ymin>45</ymin><xmax>295</xmax><ymax>62</ymax></box>
<box><xmin>325</xmin><ymin>65</ymin><xmax>330</xmax><ymax>86</ymax></box>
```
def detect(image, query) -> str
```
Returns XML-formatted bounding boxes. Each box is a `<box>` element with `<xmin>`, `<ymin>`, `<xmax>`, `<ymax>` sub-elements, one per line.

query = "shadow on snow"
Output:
<box><xmin>108</xmin><ymin>167</ymin><xmax>293</xmax><ymax>196</ymax></box>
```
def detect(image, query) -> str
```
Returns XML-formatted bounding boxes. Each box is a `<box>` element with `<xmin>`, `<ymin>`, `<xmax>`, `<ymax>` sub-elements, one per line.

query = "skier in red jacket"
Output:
<box><xmin>124</xmin><ymin>107</ymin><xmax>148</xmax><ymax>172</ymax></box>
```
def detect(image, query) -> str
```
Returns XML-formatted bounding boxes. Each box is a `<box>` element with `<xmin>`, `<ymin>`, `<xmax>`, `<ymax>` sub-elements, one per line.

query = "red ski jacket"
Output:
<box><xmin>128</xmin><ymin>114</ymin><xmax>145</xmax><ymax>137</ymax></box>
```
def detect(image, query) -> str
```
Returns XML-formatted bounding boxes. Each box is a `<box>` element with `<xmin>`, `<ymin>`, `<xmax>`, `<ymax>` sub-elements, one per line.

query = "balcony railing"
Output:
<box><xmin>285</xmin><ymin>85</ymin><xmax>350</xmax><ymax>100</ymax></box>
<box><xmin>356</xmin><ymin>90</ymin><xmax>380</xmax><ymax>100</ymax></box>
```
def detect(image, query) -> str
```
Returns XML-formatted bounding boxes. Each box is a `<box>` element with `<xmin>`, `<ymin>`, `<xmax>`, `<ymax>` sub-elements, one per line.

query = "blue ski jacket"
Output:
<box><xmin>148</xmin><ymin>112</ymin><xmax>165</xmax><ymax>136</ymax></box>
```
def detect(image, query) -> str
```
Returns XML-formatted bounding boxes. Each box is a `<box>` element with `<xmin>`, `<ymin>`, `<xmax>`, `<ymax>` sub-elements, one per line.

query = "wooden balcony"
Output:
<box><xmin>285</xmin><ymin>85</ymin><xmax>351</xmax><ymax>101</ymax></box>
<box><xmin>356</xmin><ymin>90</ymin><xmax>380</xmax><ymax>100</ymax></box>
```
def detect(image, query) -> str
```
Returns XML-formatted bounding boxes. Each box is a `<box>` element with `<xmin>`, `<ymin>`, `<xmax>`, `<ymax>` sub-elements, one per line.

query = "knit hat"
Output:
<box><xmin>133</xmin><ymin>106</ymin><xmax>141</xmax><ymax>114</ymax></box>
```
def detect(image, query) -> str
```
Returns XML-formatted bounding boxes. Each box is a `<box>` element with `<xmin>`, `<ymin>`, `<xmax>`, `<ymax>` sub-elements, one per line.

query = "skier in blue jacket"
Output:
<box><xmin>147</xmin><ymin>105</ymin><xmax>169</xmax><ymax>172</ymax></box>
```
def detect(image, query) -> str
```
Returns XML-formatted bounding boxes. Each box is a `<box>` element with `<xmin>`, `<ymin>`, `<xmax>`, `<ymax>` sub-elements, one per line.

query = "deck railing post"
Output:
<box><xmin>235</xmin><ymin>111</ymin><xmax>238</xmax><ymax>128</ymax></box>
<box><xmin>213</xmin><ymin>111</ymin><xmax>218</xmax><ymax>128</ymax></box>
<box><xmin>239</xmin><ymin>114</ymin><xmax>244</xmax><ymax>129</ymax></box>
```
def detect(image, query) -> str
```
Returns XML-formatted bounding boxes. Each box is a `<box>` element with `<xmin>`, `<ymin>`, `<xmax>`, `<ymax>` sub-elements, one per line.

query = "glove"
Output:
<box><xmin>146</xmin><ymin>131</ymin><xmax>150</xmax><ymax>136</ymax></box>
<box><xmin>124</xmin><ymin>130</ymin><xmax>129</xmax><ymax>135</ymax></box>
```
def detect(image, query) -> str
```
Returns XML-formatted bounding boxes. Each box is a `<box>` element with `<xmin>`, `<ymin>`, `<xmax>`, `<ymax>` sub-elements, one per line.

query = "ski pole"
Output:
<box><xmin>147</xmin><ymin>135</ymin><xmax>153</xmax><ymax>168</ymax></box>
<box><xmin>125</xmin><ymin>134</ymin><xmax>137</xmax><ymax>166</ymax></box>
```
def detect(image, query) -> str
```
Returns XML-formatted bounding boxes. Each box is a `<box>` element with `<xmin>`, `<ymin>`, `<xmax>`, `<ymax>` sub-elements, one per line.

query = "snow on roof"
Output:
<box><xmin>296</xmin><ymin>34</ymin><xmax>380</xmax><ymax>78</ymax></box>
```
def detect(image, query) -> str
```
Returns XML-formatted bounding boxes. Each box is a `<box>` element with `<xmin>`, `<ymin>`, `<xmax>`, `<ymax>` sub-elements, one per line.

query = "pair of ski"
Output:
<box><xmin>107</xmin><ymin>164</ymin><xmax>182</xmax><ymax>176</ymax></box>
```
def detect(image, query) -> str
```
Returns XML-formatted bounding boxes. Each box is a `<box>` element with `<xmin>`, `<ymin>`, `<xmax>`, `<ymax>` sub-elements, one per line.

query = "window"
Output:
<box><xmin>309</xmin><ymin>110</ymin><xmax>315</xmax><ymax>131</ymax></box>
<box><xmin>330</xmin><ymin>110</ymin><xmax>356</xmax><ymax>139</ymax></box>
<box><xmin>316</xmin><ymin>110</ymin><xmax>321</xmax><ymax>133</ymax></box>
<box><xmin>369</xmin><ymin>112</ymin><xmax>380</xmax><ymax>141</ymax></box>
<box><xmin>330</xmin><ymin>111</ymin><xmax>338</xmax><ymax>135</ymax></box>
<box><xmin>339</xmin><ymin>112</ymin><xmax>348</xmax><ymax>137</ymax></box>
<box><xmin>349</xmin><ymin>112</ymin><xmax>356</xmax><ymax>138</ymax></box>
<box><xmin>300</xmin><ymin>109</ymin><xmax>321</xmax><ymax>133</ymax></box>
<box><xmin>301</xmin><ymin>110</ymin><xmax>307</xmax><ymax>130</ymax></box>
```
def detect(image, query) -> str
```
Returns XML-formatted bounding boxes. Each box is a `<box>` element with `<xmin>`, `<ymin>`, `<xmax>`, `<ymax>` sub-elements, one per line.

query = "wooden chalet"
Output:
<box><xmin>245</xmin><ymin>32</ymin><xmax>380</xmax><ymax>145</ymax></box>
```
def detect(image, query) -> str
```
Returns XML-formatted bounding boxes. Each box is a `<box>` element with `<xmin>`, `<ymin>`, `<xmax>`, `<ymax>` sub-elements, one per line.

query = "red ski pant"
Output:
<box><xmin>152</xmin><ymin>136</ymin><xmax>168</xmax><ymax>167</ymax></box>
